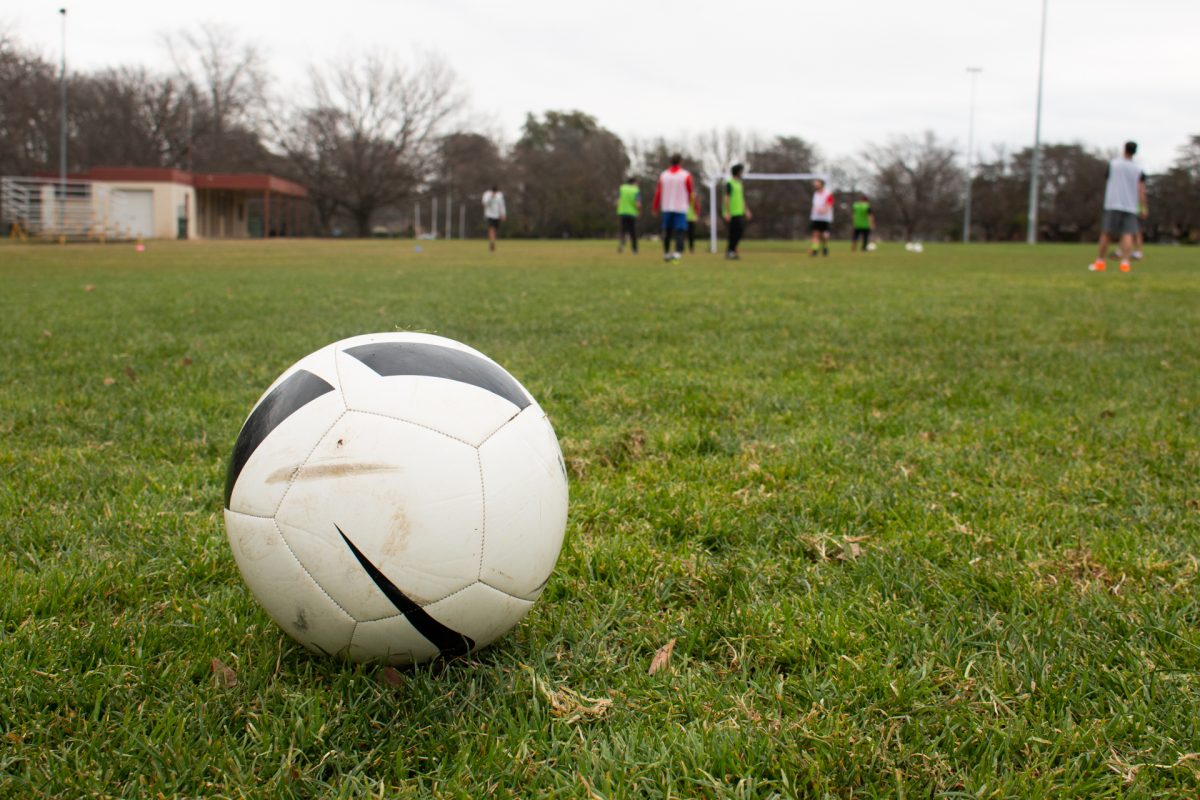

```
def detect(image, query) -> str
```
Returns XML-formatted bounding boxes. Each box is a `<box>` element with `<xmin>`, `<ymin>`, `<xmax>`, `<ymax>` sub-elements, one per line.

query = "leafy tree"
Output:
<box><xmin>510</xmin><ymin>110</ymin><xmax>628</xmax><ymax>237</ymax></box>
<box><xmin>745</xmin><ymin>135</ymin><xmax>819</xmax><ymax>239</ymax></box>
<box><xmin>427</xmin><ymin>132</ymin><xmax>507</xmax><ymax>237</ymax></box>
<box><xmin>1147</xmin><ymin>135</ymin><xmax>1200</xmax><ymax>243</ymax></box>
<box><xmin>1014</xmin><ymin>143</ymin><xmax>1107</xmax><ymax>242</ymax></box>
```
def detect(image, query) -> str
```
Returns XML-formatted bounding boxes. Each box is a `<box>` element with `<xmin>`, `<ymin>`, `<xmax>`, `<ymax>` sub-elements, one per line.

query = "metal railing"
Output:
<box><xmin>1</xmin><ymin>176</ymin><xmax>137</xmax><ymax>241</ymax></box>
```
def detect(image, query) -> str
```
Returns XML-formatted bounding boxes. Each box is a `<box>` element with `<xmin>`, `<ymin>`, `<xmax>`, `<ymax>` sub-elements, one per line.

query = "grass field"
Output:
<box><xmin>2</xmin><ymin>238</ymin><xmax>1198</xmax><ymax>798</ymax></box>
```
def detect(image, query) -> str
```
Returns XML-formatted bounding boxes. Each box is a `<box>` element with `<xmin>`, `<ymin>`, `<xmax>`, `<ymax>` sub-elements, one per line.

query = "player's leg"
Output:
<box><xmin>728</xmin><ymin>216</ymin><xmax>742</xmax><ymax>258</ymax></box>
<box><xmin>631</xmin><ymin>217</ymin><xmax>638</xmax><ymax>254</ymax></box>
<box><xmin>863</xmin><ymin>228</ymin><xmax>871</xmax><ymax>251</ymax></box>
<box><xmin>1091</xmin><ymin>215</ymin><xmax>1111</xmax><ymax>271</ymax></box>
<box><xmin>674</xmin><ymin>216</ymin><xmax>686</xmax><ymax>258</ymax></box>
<box><xmin>810</xmin><ymin>225</ymin><xmax>820</xmax><ymax>256</ymax></box>
<box><xmin>1118</xmin><ymin>214</ymin><xmax>1135</xmax><ymax>271</ymax></box>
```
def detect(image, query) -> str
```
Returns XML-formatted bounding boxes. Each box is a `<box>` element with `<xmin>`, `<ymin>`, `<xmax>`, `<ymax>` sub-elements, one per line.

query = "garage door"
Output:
<box><xmin>113</xmin><ymin>189</ymin><xmax>155</xmax><ymax>238</ymax></box>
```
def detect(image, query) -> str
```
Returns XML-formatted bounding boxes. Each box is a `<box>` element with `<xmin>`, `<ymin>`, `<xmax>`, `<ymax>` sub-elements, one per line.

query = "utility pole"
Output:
<box><xmin>1027</xmin><ymin>0</ymin><xmax>1048</xmax><ymax>244</ymax></box>
<box><xmin>58</xmin><ymin>8</ymin><xmax>67</xmax><ymax>240</ymax></box>
<box><xmin>962</xmin><ymin>67</ymin><xmax>982</xmax><ymax>243</ymax></box>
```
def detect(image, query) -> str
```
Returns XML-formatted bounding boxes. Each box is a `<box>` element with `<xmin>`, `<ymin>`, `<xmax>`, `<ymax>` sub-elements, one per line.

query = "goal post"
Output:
<box><xmin>705</xmin><ymin>172</ymin><xmax>829</xmax><ymax>254</ymax></box>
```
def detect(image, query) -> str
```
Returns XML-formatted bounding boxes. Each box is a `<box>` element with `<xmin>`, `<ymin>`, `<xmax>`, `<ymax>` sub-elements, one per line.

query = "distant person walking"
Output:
<box><xmin>723</xmin><ymin>163</ymin><xmax>750</xmax><ymax>260</ymax></box>
<box><xmin>809</xmin><ymin>178</ymin><xmax>834</xmax><ymax>257</ymax></box>
<box><xmin>616</xmin><ymin>177</ymin><xmax>641</xmax><ymax>254</ymax></box>
<box><xmin>652</xmin><ymin>153</ymin><xmax>695</xmax><ymax>262</ymax></box>
<box><xmin>1090</xmin><ymin>141</ymin><xmax>1146</xmax><ymax>273</ymax></box>
<box><xmin>850</xmin><ymin>194</ymin><xmax>875</xmax><ymax>252</ymax></box>
<box><xmin>482</xmin><ymin>185</ymin><xmax>506</xmax><ymax>252</ymax></box>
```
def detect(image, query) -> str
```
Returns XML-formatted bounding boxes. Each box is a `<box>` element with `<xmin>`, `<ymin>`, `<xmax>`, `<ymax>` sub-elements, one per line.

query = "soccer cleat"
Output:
<box><xmin>822</xmin><ymin>247</ymin><xmax>829</xmax><ymax>256</ymax></box>
<box><xmin>671</xmin><ymin>252</ymin><xmax>682</xmax><ymax>261</ymax></box>
<box><xmin>1088</xmin><ymin>260</ymin><xmax>1106</xmax><ymax>272</ymax></box>
<box><xmin>1119</xmin><ymin>261</ymin><xmax>1131</xmax><ymax>272</ymax></box>
<box><xmin>1131</xmin><ymin>250</ymin><xmax>1143</xmax><ymax>261</ymax></box>
<box><xmin>662</xmin><ymin>253</ymin><xmax>672</xmax><ymax>262</ymax></box>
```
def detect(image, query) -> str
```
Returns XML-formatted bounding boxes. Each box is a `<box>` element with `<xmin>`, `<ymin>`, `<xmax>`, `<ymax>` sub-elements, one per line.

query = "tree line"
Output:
<box><xmin>3</xmin><ymin>27</ymin><xmax>1197</xmax><ymax>243</ymax></box>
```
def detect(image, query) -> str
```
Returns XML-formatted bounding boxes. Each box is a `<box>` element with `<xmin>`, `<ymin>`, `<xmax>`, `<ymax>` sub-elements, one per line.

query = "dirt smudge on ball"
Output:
<box><xmin>267</xmin><ymin>462</ymin><xmax>402</xmax><ymax>483</ymax></box>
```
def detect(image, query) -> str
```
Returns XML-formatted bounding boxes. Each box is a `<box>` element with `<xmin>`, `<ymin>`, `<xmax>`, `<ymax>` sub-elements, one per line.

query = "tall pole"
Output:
<box><xmin>962</xmin><ymin>67</ymin><xmax>982</xmax><ymax>243</ymax></box>
<box><xmin>1027</xmin><ymin>0</ymin><xmax>1048</xmax><ymax>244</ymax></box>
<box><xmin>58</xmin><ymin>8</ymin><xmax>67</xmax><ymax>239</ymax></box>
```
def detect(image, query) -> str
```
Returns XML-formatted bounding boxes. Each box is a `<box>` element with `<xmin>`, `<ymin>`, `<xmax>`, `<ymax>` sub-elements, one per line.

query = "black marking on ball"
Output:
<box><xmin>335</xmin><ymin>524</ymin><xmax>475</xmax><ymax>658</ymax></box>
<box><xmin>225</xmin><ymin>369</ymin><xmax>335</xmax><ymax>508</ymax></box>
<box><xmin>344</xmin><ymin>342</ymin><xmax>531</xmax><ymax>411</ymax></box>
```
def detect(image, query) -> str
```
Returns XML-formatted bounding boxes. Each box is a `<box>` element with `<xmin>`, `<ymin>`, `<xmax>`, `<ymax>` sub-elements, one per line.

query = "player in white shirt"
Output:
<box><xmin>1090</xmin><ymin>141</ymin><xmax>1147</xmax><ymax>273</ymax></box>
<box><xmin>482</xmin><ymin>186</ymin><xmax>506</xmax><ymax>252</ymax></box>
<box><xmin>809</xmin><ymin>179</ymin><xmax>834</xmax><ymax>257</ymax></box>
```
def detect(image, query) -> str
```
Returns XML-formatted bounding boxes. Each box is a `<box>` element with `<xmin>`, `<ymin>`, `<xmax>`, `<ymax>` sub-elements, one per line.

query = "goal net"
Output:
<box><xmin>704</xmin><ymin>172</ymin><xmax>828</xmax><ymax>253</ymax></box>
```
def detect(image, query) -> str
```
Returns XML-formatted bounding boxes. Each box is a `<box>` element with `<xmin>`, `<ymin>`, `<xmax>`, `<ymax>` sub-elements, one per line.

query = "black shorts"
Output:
<box><xmin>487</xmin><ymin>217</ymin><xmax>501</xmax><ymax>230</ymax></box>
<box><xmin>852</xmin><ymin>227</ymin><xmax>870</xmax><ymax>242</ymax></box>
<box><xmin>810</xmin><ymin>220</ymin><xmax>832</xmax><ymax>233</ymax></box>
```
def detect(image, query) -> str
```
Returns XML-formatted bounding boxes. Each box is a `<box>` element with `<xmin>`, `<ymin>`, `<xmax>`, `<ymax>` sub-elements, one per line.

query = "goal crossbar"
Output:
<box><xmin>704</xmin><ymin>172</ymin><xmax>828</xmax><ymax>254</ymax></box>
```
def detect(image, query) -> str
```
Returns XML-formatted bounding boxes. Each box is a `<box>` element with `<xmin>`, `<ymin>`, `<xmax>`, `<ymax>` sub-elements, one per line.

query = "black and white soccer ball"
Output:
<box><xmin>222</xmin><ymin>332</ymin><xmax>569</xmax><ymax>664</ymax></box>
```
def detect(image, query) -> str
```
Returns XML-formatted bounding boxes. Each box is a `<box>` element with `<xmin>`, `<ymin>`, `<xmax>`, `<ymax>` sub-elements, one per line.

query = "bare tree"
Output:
<box><xmin>694</xmin><ymin>127</ymin><xmax>748</xmax><ymax>179</ymax></box>
<box><xmin>0</xmin><ymin>34</ymin><xmax>58</xmax><ymax>175</ymax></box>
<box><xmin>69</xmin><ymin>67</ymin><xmax>193</xmax><ymax>169</ymax></box>
<box><xmin>864</xmin><ymin>131</ymin><xmax>963</xmax><ymax>241</ymax></box>
<box><xmin>277</xmin><ymin>52</ymin><xmax>462</xmax><ymax>236</ymax></box>
<box><xmin>164</xmin><ymin>22</ymin><xmax>271</xmax><ymax>170</ymax></box>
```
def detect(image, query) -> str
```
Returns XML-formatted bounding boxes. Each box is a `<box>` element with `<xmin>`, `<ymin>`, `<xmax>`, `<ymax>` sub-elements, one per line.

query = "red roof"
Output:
<box><xmin>75</xmin><ymin>167</ymin><xmax>307</xmax><ymax>198</ymax></box>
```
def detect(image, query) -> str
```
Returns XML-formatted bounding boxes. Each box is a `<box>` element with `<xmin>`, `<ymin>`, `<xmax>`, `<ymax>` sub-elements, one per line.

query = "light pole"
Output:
<box><xmin>1027</xmin><ymin>0</ymin><xmax>1048</xmax><ymax>244</ymax></box>
<box><xmin>962</xmin><ymin>67</ymin><xmax>982</xmax><ymax>243</ymax></box>
<box><xmin>58</xmin><ymin>7</ymin><xmax>67</xmax><ymax>239</ymax></box>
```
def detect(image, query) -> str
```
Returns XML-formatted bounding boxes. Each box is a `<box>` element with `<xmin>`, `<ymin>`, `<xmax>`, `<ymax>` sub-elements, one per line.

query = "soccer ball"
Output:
<box><xmin>222</xmin><ymin>332</ymin><xmax>569</xmax><ymax>664</ymax></box>
<box><xmin>905</xmin><ymin>242</ymin><xmax>924</xmax><ymax>253</ymax></box>
<box><xmin>866</xmin><ymin>242</ymin><xmax>877</xmax><ymax>252</ymax></box>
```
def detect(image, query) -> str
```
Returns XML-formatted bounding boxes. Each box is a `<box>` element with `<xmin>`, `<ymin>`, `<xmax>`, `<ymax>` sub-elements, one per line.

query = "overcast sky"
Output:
<box><xmin>8</xmin><ymin>0</ymin><xmax>1197</xmax><ymax>172</ymax></box>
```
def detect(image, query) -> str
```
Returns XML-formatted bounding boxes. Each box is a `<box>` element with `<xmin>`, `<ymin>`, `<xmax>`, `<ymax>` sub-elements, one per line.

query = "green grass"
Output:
<box><xmin>1</xmin><ymin>238</ymin><xmax>1198</xmax><ymax>798</ymax></box>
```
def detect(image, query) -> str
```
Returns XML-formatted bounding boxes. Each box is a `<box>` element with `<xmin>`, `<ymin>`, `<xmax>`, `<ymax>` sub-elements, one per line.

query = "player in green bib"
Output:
<box><xmin>616</xmin><ymin>177</ymin><xmax>641</xmax><ymax>254</ymax></box>
<box><xmin>722</xmin><ymin>163</ymin><xmax>751</xmax><ymax>260</ymax></box>
<box><xmin>850</xmin><ymin>194</ymin><xmax>875</xmax><ymax>252</ymax></box>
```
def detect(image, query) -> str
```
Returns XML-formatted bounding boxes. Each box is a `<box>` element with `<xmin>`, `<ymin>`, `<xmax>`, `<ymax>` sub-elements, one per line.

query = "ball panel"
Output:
<box><xmin>226</xmin><ymin>394</ymin><xmax>346</xmax><ymax>517</ymax></box>
<box><xmin>223</xmin><ymin>509</ymin><xmax>356</xmax><ymax>656</ymax></box>
<box><xmin>425</xmin><ymin>581</ymin><xmax>535</xmax><ymax>651</ymax></box>
<box><xmin>335</xmin><ymin>345</ymin><xmax>527</xmax><ymax>447</ymax></box>
<box><xmin>478</xmin><ymin>408</ymin><xmax>569</xmax><ymax>599</ymax></box>
<box><xmin>348</xmin><ymin>616</ymin><xmax>445</xmax><ymax>665</ymax></box>
<box><xmin>275</xmin><ymin>520</ymin><xmax>399</xmax><ymax>622</ymax></box>
<box><xmin>274</xmin><ymin>411</ymin><xmax>484</xmax><ymax>609</ymax></box>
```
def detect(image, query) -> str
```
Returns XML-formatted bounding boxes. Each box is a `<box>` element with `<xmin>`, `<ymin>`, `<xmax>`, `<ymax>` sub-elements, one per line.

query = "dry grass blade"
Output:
<box><xmin>210</xmin><ymin>657</ymin><xmax>237</xmax><ymax>689</ymax></box>
<box><xmin>524</xmin><ymin>665</ymin><xmax>612</xmax><ymax>724</ymax></box>
<box><xmin>648</xmin><ymin>638</ymin><xmax>676</xmax><ymax>675</ymax></box>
